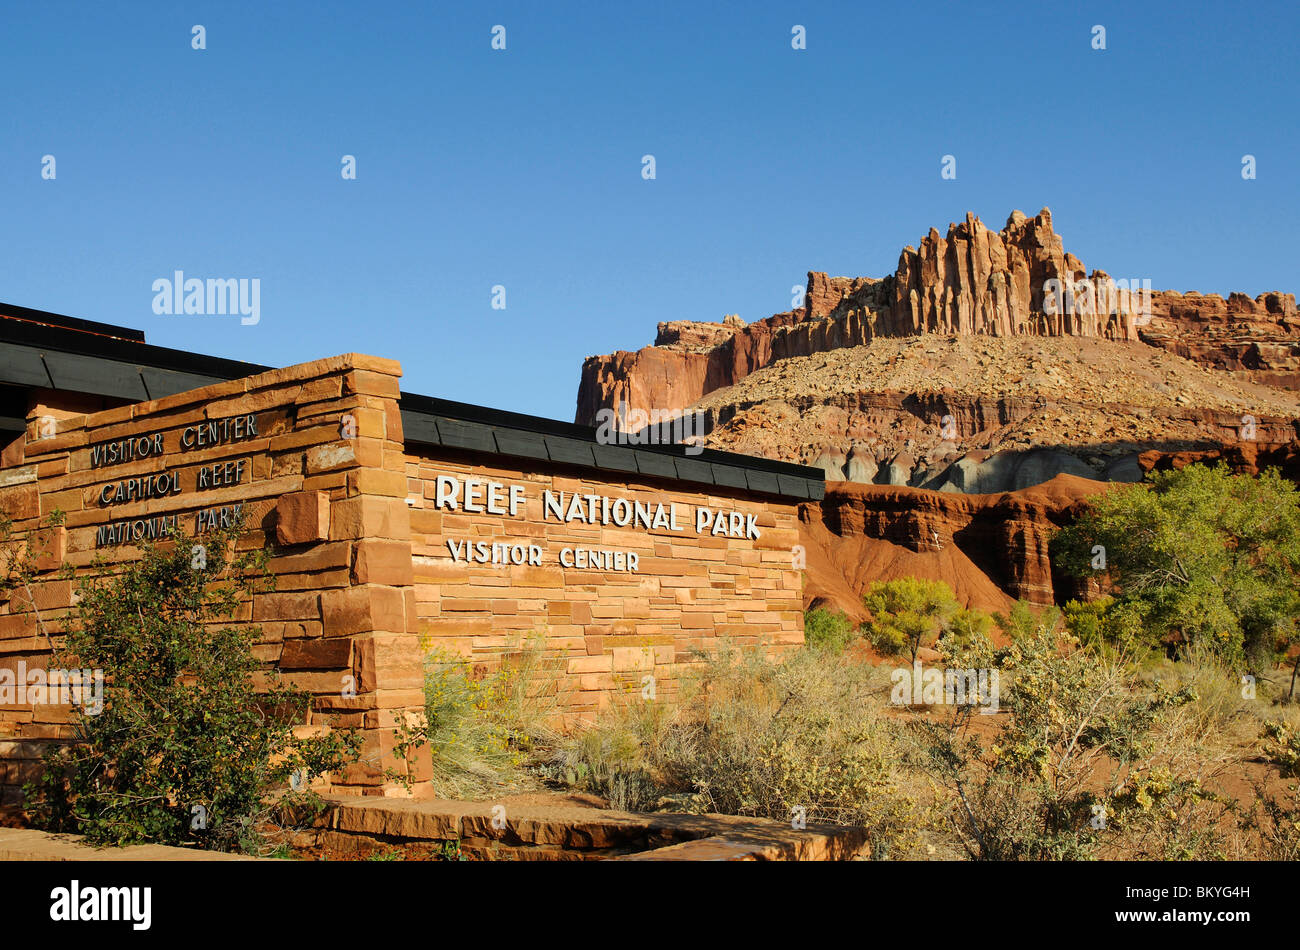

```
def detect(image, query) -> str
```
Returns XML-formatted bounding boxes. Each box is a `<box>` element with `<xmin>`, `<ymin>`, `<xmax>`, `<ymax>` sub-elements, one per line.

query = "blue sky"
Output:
<box><xmin>2</xmin><ymin>1</ymin><xmax>1296</xmax><ymax>421</ymax></box>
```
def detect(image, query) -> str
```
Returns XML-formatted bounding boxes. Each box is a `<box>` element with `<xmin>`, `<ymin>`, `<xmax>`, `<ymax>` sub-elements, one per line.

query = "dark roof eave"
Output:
<box><xmin>398</xmin><ymin>393</ymin><xmax>825</xmax><ymax>503</ymax></box>
<box><xmin>0</xmin><ymin>307</ymin><xmax>824</xmax><ymax>502</ymax></box>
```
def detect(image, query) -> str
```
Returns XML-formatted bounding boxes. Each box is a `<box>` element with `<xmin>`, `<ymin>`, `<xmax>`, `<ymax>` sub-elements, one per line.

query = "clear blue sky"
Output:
<box><xmin>2</xmin><ymin>1</ymin><xmax>1296</xmax><ymax>421</ymax></box>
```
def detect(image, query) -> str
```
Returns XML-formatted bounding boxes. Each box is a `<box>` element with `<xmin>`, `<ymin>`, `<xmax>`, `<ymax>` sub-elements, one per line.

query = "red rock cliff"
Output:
<box><xmin>576</xmin><ymin>208</ymin><xmax>1298</xmax><ymax>423</ymax></box>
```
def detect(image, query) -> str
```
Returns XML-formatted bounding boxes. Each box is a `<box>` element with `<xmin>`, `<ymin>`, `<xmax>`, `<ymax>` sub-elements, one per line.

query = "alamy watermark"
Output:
<box><xmin>151</xmin><ymin>271</ymin><xmax>260</xmax><ymax>325</ymax></box>
<box><xmin>890</xmin><ymin>661</ymin><xmax>1000</xmax><ymax>714</ymax></box>
<box><xmin>1042</xmin><ymin>276</ymin><xmax>1152</xmax><ymax>326</ymax></box>
<box><xmin>0</xmin><ymin>661</ymin><xmax>104</xmax><ymax>715</ymax></box>
<box><xmin>594</xmin><ymin>400</ymin><xmax>706</xmax><ymax>456</ymax></box>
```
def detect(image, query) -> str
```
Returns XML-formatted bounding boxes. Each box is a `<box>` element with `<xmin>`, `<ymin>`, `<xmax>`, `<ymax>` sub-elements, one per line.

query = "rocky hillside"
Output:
<box><xmin>802</xmin><ymin>474</ymin><xmax>1108</xmax><ymax>614</ymax></box>
<box><xmin>802</xmin><ymin>446</ymin><xmax>1300</xmax><ymax>614</ymax></box>
<box><xmin>576</xmin><ymin>208</ymin><xmax>1299</xmax><ymax>492</ymax></box>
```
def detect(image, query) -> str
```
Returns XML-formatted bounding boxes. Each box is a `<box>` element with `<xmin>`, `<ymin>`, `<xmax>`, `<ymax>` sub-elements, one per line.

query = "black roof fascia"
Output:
<box><xmin>1</xmin><ymin>302</ymin><xmax>146</xmax><ymax>342</ymax></box>
<box><xmin>0</xmin><ymin>311</ymin><xmax>271</xmax><ymax>382</ymax></box>
<box><xmin>399</xmin><ymin>391</ymin><xmax>825</xmax><ymax>502</ymax></box>
<box><xmin>0</xmin><ymin>305</ymin><xmax>824</xmax><ymax>503</ymax></box>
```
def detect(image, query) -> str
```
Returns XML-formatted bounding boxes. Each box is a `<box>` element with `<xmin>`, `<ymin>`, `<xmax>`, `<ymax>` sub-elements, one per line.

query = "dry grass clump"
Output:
<box><xmin>544</xmin><ymin>642</ymin><xmax>925</xmax><ymax>856</ymax></box>
<box><xmin>390</xmin><ymin>635</ymin><xmax>567</xmax><ymax>799</ymax></box>
<box><xmin>387</xmin><ymin>614</ymin><xmax>1300</xmax><ymax>861</ymax></box>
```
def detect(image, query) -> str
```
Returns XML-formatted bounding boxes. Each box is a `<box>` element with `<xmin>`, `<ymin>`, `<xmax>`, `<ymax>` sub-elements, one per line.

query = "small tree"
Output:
<box><xmin>1053</xmin><ymin>464</ymin><xmax>1300</xmax><ymax>690</ymax></box>
<box><xmin>25</xmin><ymin>520</ymin><xmax>359</xmax><ymax>853</ymax></box>
<box><xmin>864</xmin><ymin>578</ymin><xmax>960</xmax><ymax>662</ymax></box>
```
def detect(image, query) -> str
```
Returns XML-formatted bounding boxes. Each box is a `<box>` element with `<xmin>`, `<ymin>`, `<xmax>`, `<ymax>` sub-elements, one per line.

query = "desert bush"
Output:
<box><xmin>803</xmin><ymin>607</ymin><xmax>857</xmax><ymax>652</ymax></box>
<box><xmin>24</xmin><ymin>521</ymin><xmax>359</xmax><ymax>853</ymax></box>
<box><xmin>1261</xmin><ymin>720</ymin><xmax>1300</xmax><ymax>777</ymax></box>
<box><xmin>389</xmin><ymin>634</ymin><xmax>565</xmax><ymax>798</ymax></box>
<box><xmin>906</xmin><ymin>612</ymin><xmax>1231</xmax><ymax>860</ymax></box>
<box><xmin>1245</xmin><ymin>782</ymin><xmax>1300</xmax><ymax>860</ymax></box>
<box><xmin>540</xmin><ymin>698</ymin><xmax>695</xmax><ymax>812</ymax></box>
<box><xmin>547</xmin><ymin>642</ymin><xmax>921</xmax><ymax>855</ymax></box>
<box><xmin>864</xmin><ymin>578</ymin><xmax>960</xmax><ymax>661</ymax></box>
<box><xmin>1142</xmin><ymin>643</ymin><xmax>1268</xmax><ymax>760</ymax></box>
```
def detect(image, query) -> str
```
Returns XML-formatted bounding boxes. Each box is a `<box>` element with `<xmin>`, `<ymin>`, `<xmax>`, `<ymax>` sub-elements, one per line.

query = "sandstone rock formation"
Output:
<box><xmin>577</xmin><ymin>209</ymin><xmax>1298</xmax><ymax>420</ymax></box>
<box><xmin>798</xmin><ymin>445</ymin><xmax>1300</xmax><ymax>618</ymax></box>
<box><xmin>576</xmin><ymin>209</ymin><xmax>1299</xmax><ymax>493</ymax></box>
<box><xmin>799</xmin><ymin>474</ymin><xmax>1110</xmax><ymax>615</ymax></box>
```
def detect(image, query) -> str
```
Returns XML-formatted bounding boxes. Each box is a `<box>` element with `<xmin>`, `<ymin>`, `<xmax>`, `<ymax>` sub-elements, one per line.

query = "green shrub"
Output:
<box><xmin>942</xmin><ymin>607</ymin><xmax>995</xmax><ymax>652</ymax></box>
<box><xmin>1052</xmin><ymin>464</ymin><xmax>1300</xmax><ymax>674</ymax></box>
<box><xmin>994</xmin><ymin>598</ymin><xmax>1061</xmax><ymax>642</ymax></box>
<box><xmin>803</xmin><ymin>607</ymin><xmax>857</xmax><ymax>652</ymax></box>
<box><xmin>864</xmin><ymin>578</ymin><xmax>960</xmax><ymax>661</ymax></box>
<box><xmin>907</xmin><ymin>616</ymin><xmax>1230</xmax><ymax>860</ymax></box>
<box><xmin>1061</xmin><ymin>595</ymin><xmax>1147</xmax><ymax>654</ymax></box>
<box><xmin>24</xmin><ymin>521</ymin><xmax>359</xmax><ymax>853</ymax></box>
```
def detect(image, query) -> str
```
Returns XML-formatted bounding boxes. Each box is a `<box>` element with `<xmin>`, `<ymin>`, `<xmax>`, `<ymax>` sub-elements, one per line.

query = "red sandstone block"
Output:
<box><xmin>0</xmin><ymin>485</ymin><xmax>39</xmax><ymax>520</ymax></box>
<box><xmin>269</xmin><ymin>426</ymin><xmax>333</xmax><ymax>454</ymax></box>
<box><xmin>611</xmin><ymin>647</ymin><xmax>655</xmax><ymax>672</ymax></box>
<box><xmin>404</xmin><ymin>588</ymin><xmax>417</xmax><ymax>631</ymax></box>
<box><xmin>578</xmin><ymin>673</ymin><xmax>616</xmax><ymax>691</ymax></box>
<box><xmin>411</xmin><ymin>560</ymin><xmax>464</xmax><ymax>584</ymax></box>
<box><xmin>351</xmin><ymin>539</ymin><xmax>415</xmax><ymax>586</ymax></box>
<box><xmin>421</xmin><ymin>619</ymin><xmax>493</xmax><ymax>639</ymax></box>
<box><xmin>567</xmin><ymin>655</ymin><xmax>613</xmax><ymax>674</ymax></box>
<box><xmin>343</xmin><ymin>369</ymin><xmax>402</xmax><ymax>399</ymax></box>
<box><xmin>306</xmin><ymin>441</ymin><xmax>359</xmax><ymax>475</ymax></box>
<box><xmin>35</xmin><ymin>458</ymin><xmax>68</xmax><ymax>478</ymax></box>
<box><xmin>253</xmin><ymin>591</ymin><xmax>322</xmax><ymax>623</ymax></box>
<box><xmin>384</xmin><ymin>402</ymin><xmax>404</xmax><ymax>443</ymax></box>
<box><xmin>347</xmin><ymin>468</ymin><xmax>407</xmax><ymax>498</ymax></box>
<box><xmin>280</xmin><ymin>638</ymin><xmax>353</xmax><ymax>670</ymax></box>
<box><xmin>330</xmin><ymin>496</ymin><xmax>410</xmax><ymax>541</ymax></box>
<box><xmin>507</xmin><ymin>566</ymin><xmax>564</xmax><ymax>588</ymax></box>
<box><xmin>269</xmin><ymin>541</ymin><xmax>352</xmax><ymax>575</ymax></box>
<box><xmin>0</xmin><ymin>615</ymin><xmax>36</xmax><ymax>640</ymax></box>
<box><xmin>408</xmin><ymin>508</ymin><xmax>441</xmax><ymax>535</ymax></box>
<box><xmin>22</xmin><ymin>428</ymin><xmax>87</xmax><ymax>458</ymax></box>
<box><xmin>31</xmin><ymin>527</ymin><xmax>67</xmax><ymax>573</ymax></box>
<box><xmin>1</xmin><ymin>439</ymin><xmax>24</xmax><ymax>468</ymax></box>
<box><xmin>353</xmin><ymin>634</ymin><xmax>423</xmax><ymax>692</ymax></box>
<box><xmin>301</xmin><ymin>473</ymin><xmax>347</xmax><ymax>494</ymax></box>
<box><xmin>442</xmin><ymin>598</ymin><xmax>490</xmax><ymax>612</ymax></box>
<box><xmin>343</xmin><ymin>407</ymin><xmax>387</xmax><ymax>440</ymax></box>
<box><xmin>8</xmin><ymin>579</ymin><xmax>72</xmax><ymax>613</ymax></box>
<box><xmin>321</xmin><ymin>586</ymin><xmax>408</xmax><ymax>637</ymax></box>
<box><xmin>276</xmin><ymin>491</ymin><xmax>330</xmax><ymax>545</ymax></box>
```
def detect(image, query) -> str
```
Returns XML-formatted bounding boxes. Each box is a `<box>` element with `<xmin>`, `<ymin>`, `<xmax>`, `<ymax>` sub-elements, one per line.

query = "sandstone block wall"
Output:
<box><xmin>0</xmin><ymin>350</ymin><xmax>810</xmax><ymax>806</ymax></box>
<box><xmin>0</xmin><ymin>353</ymin><xmax>425</xmax><ymax>804</ymax></box>
<box><xmin>404</xmin><ymin>448</ymin><xmax>804</xmax><ymax>719</ymax></box>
